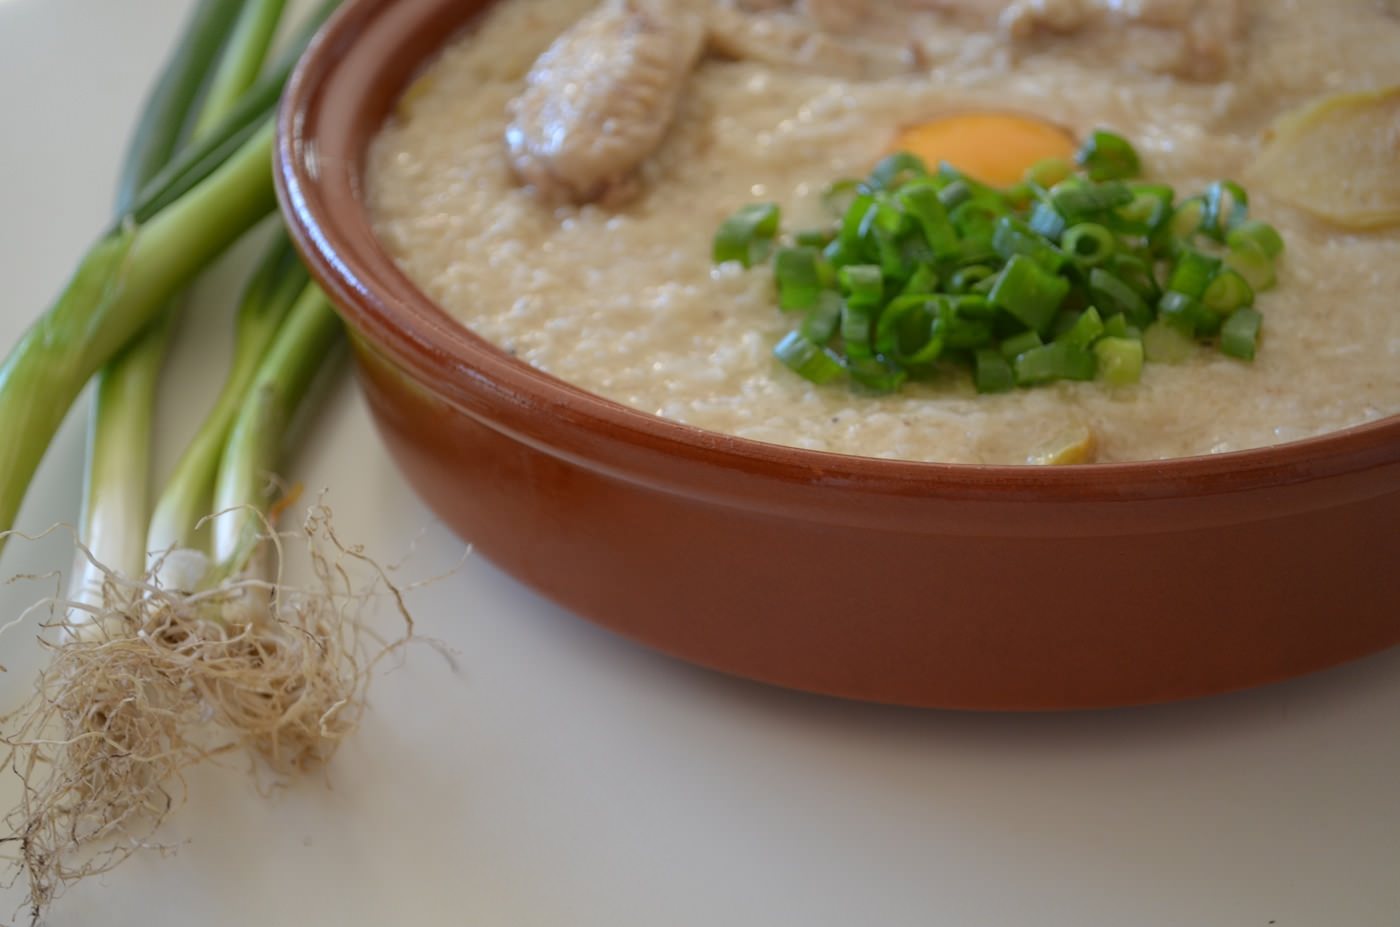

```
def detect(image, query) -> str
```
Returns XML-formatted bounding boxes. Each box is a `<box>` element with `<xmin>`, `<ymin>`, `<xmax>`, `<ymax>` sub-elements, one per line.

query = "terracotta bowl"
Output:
<box><xmin>275</xmin><ymin>0</ymin><xmax>1400</xmax><ymax>710</ymax></box>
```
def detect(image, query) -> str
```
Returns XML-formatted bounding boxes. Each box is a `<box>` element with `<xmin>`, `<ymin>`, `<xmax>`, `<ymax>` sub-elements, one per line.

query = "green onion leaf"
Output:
<box><xmin>1227</xmin><ymin>219</ymin><xmax>1285</xmax><ymax>259</ymax></box>
<box><xmin>1159</xmin><ymin>290</ymin><xmax>1213</xmax><ymax>336</ymax></box>
<box><xmin>1142</xmin><ymin>321</ymin><xmax>1197</xmax><ymax>364</ymax></box>
<box><xmin>993</xmin><ymin>216</ymin><xmax>1069</xmax><ymax>273</ymax></box>
<box><xmin>1027</xmin><ymin>157</ymin><xmax>1076</xmax><ymax>189</ymax></box>
<box><xmin>1203</xmin><ymin>180</ymin><xmax>1250</xmax><ymax>238</ymax></box>
<box><xmin>950</xmin><ymin>265</ymin><xmax>995</xmax><ymax>293</ymax></box>
<box><xmin>1061</xmin><ymin>223</ymin><xmax>1117</xmax><ymax>267</ymax></box>
<box><xmin>1000</xmin><ymin>330</ymin><xmax>1044</xmax><ymax>360</ymax></box>
<box><xmin>897</xmin><ymin>181</ymin><xmax>961</xmax><ymax>259</ymax></box>
<box><xmin>1093</xmin><ymin>336</ymin><xmax>1145</xmax><ymax>386</ymax></box>
<box><xmin>847</xmin><ymin>356</ymin><xmax>908</xmax><ymax>393</ymax></box>
<box><xmin>1116</xmin><ymin>183</ymin><xmax>1175</xmax><ymax>235</ymax></box>
<box><xmin>1076</xmin><ymin>129</ymin><xmax>1142</xmax><ymax>182</ymax></box>
<box><xmin>868</xmin><ymin>152</ymin><xmax>930</xmax><ymax>191</ymax></box>
<box><xmin>1051</xmin><ymin>179</ymin><xmax>1135</xmax><ymax>219</ymax></box>
<box><xmin>800</xmin><ymin>291</ymin><xmax>844</xmax><ymax>343</ymax></box>
<box><xmin>714</xmin><ymin>202</ymin><xmax>781</xmax><ymax>267</ymax></box>
<box><xmin>1220</xmin><ymin>308</ymin><xmax>1263</xmax><ymax>361</ymax></box>
<box><xmin>1167</xmin><ymin>249</ymin><xmax>1222</xmax><ymax>299</ymax></box>
<box><xmin>1168</xmin><ymin>196</ymin><xmax>1208</xmax><ymax>240</ymax></box>
<box><xmin>1089</xmin><ymin>268</ymin><xmax>1153</xmax><ymax>328</ymax></box>
<box><xmin>1225</xmin><ymin>238</ymin><xmax>1278</xmax><ymax>292</ymax></box>
<box><xmin>876</xmin><ymin>296</ymin><xmax>946</xmax><ymax>366</ymax></box>
<box><xmin>1202</xmin><ymin>269</ymin><xmax>1255</xmax><ymax>314</ymax></box>
<box><xmin>774</xmin><ymin>246</ymin><xmax>823</xmax><ymax>311</ymax></box>
<box><xmin>974</xmin><ymin>349</ymin><xmax>1016</xmax><ymax>393</ymax></box>
<box><xmin>1028</xmin><ymin>202</ymin><xmax>1069</xmax><ymax>241</ymax></box>
<box><xmin>838</xmin><ymin>264</ymin><xmax>884</xmax><ymax>308</ymax></box>
<box><xmin>990</xmin><ymin>254</ymin><xmax>1071</xmax><ymax>335</ymax></box>
<box><xmin>774</xmin><ymin>331</ymin><xmax>846</xmax><ymax>384</ymax></box>
<box><xmin>1014</xmin><ymin>341</ymin><xmax>1097</xmax><ymax>385</ymax></box>
<box><xmin>1056</xmin><ymin>306</ymin><xmax>1106</xmax><ymax>349</ymax></box>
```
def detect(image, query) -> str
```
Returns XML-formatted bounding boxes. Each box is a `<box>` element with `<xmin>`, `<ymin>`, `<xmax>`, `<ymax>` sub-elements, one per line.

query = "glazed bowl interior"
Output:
<box><xmin>276</xmin><ymin>0</ymin><xmax>1400</xmax><ymax>709</ymax></box>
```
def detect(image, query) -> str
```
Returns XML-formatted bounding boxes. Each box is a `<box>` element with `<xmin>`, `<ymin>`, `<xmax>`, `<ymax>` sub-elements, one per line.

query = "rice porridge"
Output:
<box><xmin>366</xmin><ymin>0</ymin><xmax>1400</xmax><ymax>464</ymax></box>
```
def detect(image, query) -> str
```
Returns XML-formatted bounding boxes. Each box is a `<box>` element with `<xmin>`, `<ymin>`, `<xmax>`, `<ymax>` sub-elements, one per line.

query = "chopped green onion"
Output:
<box><xmin>1093</xmin><ymin>336</ymin><xmax>1145</xmax><ymax>386</ymax></box>
<box><xmin>1056</xmin><ymin>307</ymin><xmax>1105</xmax><ymax>349</ymax></box>
<box><xmin>993</xmin><ymin>217</ymin><xmax>1069</xmax><ymax>273</ymax></box>
<box><xmin>822</xmin><ymin>178</ymin><xmax>862</xmax><ymax>216</ymax></box>
<box><xmin>840</xmin><ymin>299</ymin><xmax>878</xmax><ymax>359</ymax></box>
<box><xmin>1142</xmin><ymin>321</ymin><xmax>1197</xmax><ymax>364</ymax></box>
<box><xmin>847</xmin><ymin>356</ymin><xmax>907</xmax><ymax>393</ymax></box>
<box><xmin>1116</xmin><ymin>184</ymin><xmax>1174</xmax><ymax>235</ymax></box>
<box><xmin>897</xmin><ymin>182</ymin><xmax>961</xmax><ymax>258</ymax></box>
<box><xmin>774</xmin><ymin>246</ymin><xmax>823</xmax><ymax>311</ymax></box>
<box><xmin>1061</xmin><ymin>223</ymin><xmax>1116</xmax><ymax>267</ymax></box>
<box><xmin>901</xmin><ymin>262</ymin><xmax>940</xmax><ymax>297</ymax></box>
<box><xmin>1014</xmin><ymin>342</ymin><xmax>1097</xmax><ymax>385</ymax></box>
<box><xmin>1220</xmin><ymin>308</ymin><xmax>1263</xmax><ymax>361</ymax></box>
<box><xmin>838</xmin><ymin>264</ymin><xmax>884</xmax><ymax>307</ymax></box>
<box><xmin>1159</xmin><ymin>290</ymin><xmax>1214</xmax><ymax>336</ymax></box>
<box><xmin>990</xmin><ymin>254</ymin><xmax>1070</xmax><ymax>335</ymax></box>
<box><xmin>800</xmin><ymin>291</ymin><xmax>843</xmax><ymax>343</ymax></box>
<box><xmin>714</xmin><ymin>202</ymin><xmax>780</xmax><ymax>267</ymax></box>
<box><xmin>1028</xmin><ymin>201</ymin><xmax>1069</xmax><ymax>241</ymax></box>
<box><xmin>1000</xmin><ymin>330</ymin><xmax>1044</xmax><ymax>360</ymax></box>
<box><xmin>774</xmin><ymin>331</ymin><xmax>846</xmax><ymax>384</ymax></box>
<box><xmin>1225</xmin><ymin>239</ymin><xmax>1278</xmax><ymax>292</ymax></box>
<box><xmin>868</xmin><ymin>152</ymin><xmax>929</xmax><ymax>191</ymax></box>
<box><xmin>1167</xmin><ymin>249</ymin><xmax>1222</xmax><ymax>299</ymax></box>
<box><xmin>713</xmin><ymin>131</ymin><xmax>1283</xmax><ymax>399</ymax></box>
<box><xmin>1076</xmin><ymin>129</ymin><xmax>1142</xmax><ymax>182</ymax></box>
<box><xmin>938</xmin><ymin>179</ymin><xmax>974</xmax><ymax>210</ymax></box>
<box><xmin>1051</xmin><ymin>179</ymin><xmax>1135</xmax><ymax>218</ymax></box>
<box><xmin>1227</xmin><ymin>219</ymin><xmax>1285</xmax><ymax>259</ymax></box>
<box><xmin>1102</xmin><ymin>313</ymin><xmax>1132</xmax><ymax>339</ymax></box>
<box><xmin>1089</xmin><ymin>268</ymin><xmax>1152</xmax><ymax>328</ymax></box>
<box><xmin>1202</xmin><ymin>269</ymin><xmax>1255</xmax><ymax>314</ymax></box>
<box><xmin>1203</xmin><ymin>180</ymin><xmax>1250</xmax><ymax>238</ymax></box>
<box><xmin>1169</xmin><ymin>196</ymin><xmax>1207</xmax><ymax>240</ymax></box>
<box><xmin>1027</xmin><ymin>157</ymin><xmax>1076</xmax><ymax>189</ymax></box>
<box><xmin>974</xmin><ymin>349</ymin><xmax>1016</xmax><ymax>393</ymax></box>
<box><xmin>950</xmin><ymin>265</ymin><xmax>995</xmax><ymax>293</ymax></box>
<box><xmin>876</xmin><ymin>296</ymin><xmax>946</xmax><ymax>367</ymax></box>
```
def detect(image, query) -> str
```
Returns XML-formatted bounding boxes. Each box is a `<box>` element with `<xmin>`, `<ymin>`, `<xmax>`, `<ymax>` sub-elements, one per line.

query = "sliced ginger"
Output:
<box><xmin>1247</xmin><ymin>87</ymin><xmax>1400</xmax><ymax>230</ymax></box>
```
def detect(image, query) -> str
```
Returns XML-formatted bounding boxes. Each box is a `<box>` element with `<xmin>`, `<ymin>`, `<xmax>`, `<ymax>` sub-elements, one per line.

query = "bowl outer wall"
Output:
<box><xmin>275</xmin><ymin>0</ymin><xmax>1400</xmax><ymax>709</ymax></box>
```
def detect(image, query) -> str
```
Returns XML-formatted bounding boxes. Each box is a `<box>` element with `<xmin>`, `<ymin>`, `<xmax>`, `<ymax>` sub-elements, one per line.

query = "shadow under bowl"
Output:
<box><xmin>274</xmin><ymin>0</ymin><xmax>1400</xmax><ymax>710</ymax></box>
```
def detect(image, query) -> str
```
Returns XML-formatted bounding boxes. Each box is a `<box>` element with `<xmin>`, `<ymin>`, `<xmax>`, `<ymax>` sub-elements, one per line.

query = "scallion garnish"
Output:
<box><xmin>711</xmin><ymin>127</ymin><xmax>1286</xmax><ymax>392</ymax></box>
<box><xmin>1076</xmin><ymin>129</ymin><xmax>1142</xmax><ymax>182</ymax></box>
<box><xmin>713</xmin><ymin>202</ymin><xmax>780</xmax><ymax>268</ymax></box>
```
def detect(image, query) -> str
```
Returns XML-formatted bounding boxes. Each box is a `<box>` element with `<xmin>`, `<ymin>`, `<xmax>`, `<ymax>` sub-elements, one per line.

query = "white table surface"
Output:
<box><xmin>3</xmin><ymin>1</ymin><xmax>1400</xmax><ymax>925</ymax></box>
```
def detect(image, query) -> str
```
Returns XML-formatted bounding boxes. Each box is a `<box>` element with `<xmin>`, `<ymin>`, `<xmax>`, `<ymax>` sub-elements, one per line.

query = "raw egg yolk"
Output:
<box><xmin>890</xmin><ymin>113</ymin><xmax>1078</xmax><ymax>188</ymax></box>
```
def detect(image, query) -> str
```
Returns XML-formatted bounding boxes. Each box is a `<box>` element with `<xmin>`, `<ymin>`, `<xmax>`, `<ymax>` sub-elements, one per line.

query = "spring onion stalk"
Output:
<box><xmin>72</xmin><ymin>0</ymin><xmax>291</xmax><ymax>604</ymax></box>
<box><xmin>112</xmin><ymin>0</ymin><xmax>246</xmax><ymax>215</ymax></box>
<box><xmin>0</xmin><ymin>1</ymin><xmax>341</xmax><ymax>559</ymax></box>
<box><xmin>147</xmin><ymin>234</ymin><xmax>308</xmax><ymax>558</ymax></box>
<box><xmin>189</xmin><ymin>0</ymin><xmax>287</xmax><ymax>141</ymax></box>
<box><xmin>714</xmin><ymin>129</ymin><xmax>1288</xmax><ymax>395</ymax></box>
<box><xmin>0</xmin><ymin>122</ymin><xmax>276</xmax><ymax>560</ymax></box>
<box><xmin>0</xmin><ymin>5</ymin><xmax>401</xmax><ymax>921</ymax></box>
<box><xmin>209</xmin><ymin>286</ymin><xmax>345</xmax><ymax>576</ymax></box>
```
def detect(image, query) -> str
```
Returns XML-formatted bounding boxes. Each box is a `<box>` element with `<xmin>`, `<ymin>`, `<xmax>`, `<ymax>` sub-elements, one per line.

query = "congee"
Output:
<box><xmin>366</xmin><ymin>0</ymin><xmax>1400</xmax><ymax>464</ymax></box>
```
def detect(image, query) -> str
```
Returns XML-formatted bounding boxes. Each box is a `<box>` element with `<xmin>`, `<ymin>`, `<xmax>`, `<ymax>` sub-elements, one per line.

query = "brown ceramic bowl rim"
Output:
<box><xmin>275</xmin><ymin>0</ymin><xmax>1400</xmax><ymax>507</ymax></box>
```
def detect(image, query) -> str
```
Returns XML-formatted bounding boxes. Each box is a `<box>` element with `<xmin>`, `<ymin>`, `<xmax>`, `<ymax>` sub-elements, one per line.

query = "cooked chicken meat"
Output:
<box><xmin>504</xmin><ymin>0</ymin><xmax>706</xmax><ymax>206</ymax></box>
